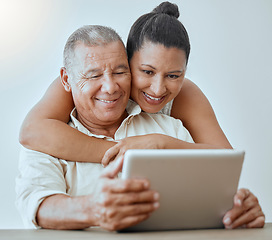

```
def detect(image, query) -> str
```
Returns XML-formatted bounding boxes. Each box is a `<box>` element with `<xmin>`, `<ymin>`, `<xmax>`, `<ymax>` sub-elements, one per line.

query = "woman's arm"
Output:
<box><xmin>19</xmin><ymin>77</ymin><xmax>115</xmax><ymax>162</ymax></box>
<box><xmin>171</xmin><ymin>78</ymin><xmax>232</xmax><ymax>149</ymax></box>
<box><xmin>101</xmin><ymin>78</ymin><xmax>232</xmax><ymax>165</ymax></box>
<box><xmin>20</xmin><ymin>77</ymin><xmax>230</xmax><ymax>164</ymax></box>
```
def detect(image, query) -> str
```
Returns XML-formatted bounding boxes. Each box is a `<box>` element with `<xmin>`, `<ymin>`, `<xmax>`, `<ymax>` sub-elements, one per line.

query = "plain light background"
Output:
<box><xmin>0</xmin><ymin>0</ymin><xmax>271</xmax><ymax>228</ymax></box>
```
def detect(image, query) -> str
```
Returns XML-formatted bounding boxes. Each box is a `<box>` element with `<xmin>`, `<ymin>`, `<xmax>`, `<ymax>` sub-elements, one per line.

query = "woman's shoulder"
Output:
<box><xmin>172</xmin><ymin>78</ymin><xmax>209</xmax><ymax>119</ymax></box>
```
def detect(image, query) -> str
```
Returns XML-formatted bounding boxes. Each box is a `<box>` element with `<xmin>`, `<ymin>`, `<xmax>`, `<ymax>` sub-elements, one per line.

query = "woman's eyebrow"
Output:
<box><xmin>141</xmin><ymin>64</ymin><xmax>156</xmax><ymax>70</ymax></box>
<box><xmin>141</xmin><ymin>64</ymin><xmax>183</xmax><ymax>74</ymax></box>
<box><xmin>168</xmin><ymin>70</ymin><xmax>183</xmax><ymax>74</ymax></box>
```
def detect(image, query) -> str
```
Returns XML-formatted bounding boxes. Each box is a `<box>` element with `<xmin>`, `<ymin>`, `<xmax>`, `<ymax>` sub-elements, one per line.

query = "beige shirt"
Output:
<box><xmin>16</xmin><ymin>100</ymin><xmax>193</xmax><ymax>228</ymax></box>
<box><xmin>158</xmin><ymin>99</ymin><xmax>173</xmax><ymax>115</ymax></box>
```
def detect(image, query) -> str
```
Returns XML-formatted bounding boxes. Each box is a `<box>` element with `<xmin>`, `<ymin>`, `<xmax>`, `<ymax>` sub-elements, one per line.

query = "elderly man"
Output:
<box><xmin>16</xmin><ymin>25</ymin><xmax>193</xmax><ymax>231</ymax></box>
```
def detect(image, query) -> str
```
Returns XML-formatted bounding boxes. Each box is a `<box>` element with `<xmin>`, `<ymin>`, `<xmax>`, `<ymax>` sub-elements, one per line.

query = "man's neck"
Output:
<box><xmin>76</xmin><ymin>111</ymin><xmax>128</xmax><ymax>139</ymax></box>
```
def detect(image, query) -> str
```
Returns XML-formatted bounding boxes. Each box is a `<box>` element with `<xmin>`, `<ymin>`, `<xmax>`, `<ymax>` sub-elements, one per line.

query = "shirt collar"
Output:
<box><xmin>69</xmin><ymin>108</ymin><xmax>95</xmax><ymax>136</ymax></box>
<box><xmin>125</xmin><ymin>99</ymin><xmax>142</xmax><ymax>116</ymax></box>
<box><xmin>69</xmin><ymin>99</ymin><xmax>142</xmax><ymax>139</ymax></box>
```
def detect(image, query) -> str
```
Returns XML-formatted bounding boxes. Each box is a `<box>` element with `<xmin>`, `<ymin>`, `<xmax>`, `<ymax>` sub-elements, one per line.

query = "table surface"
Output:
<box><xmin>1</xmin><ymin>223</ymin><xmax>271</xmax><ymax>240</ymax></box>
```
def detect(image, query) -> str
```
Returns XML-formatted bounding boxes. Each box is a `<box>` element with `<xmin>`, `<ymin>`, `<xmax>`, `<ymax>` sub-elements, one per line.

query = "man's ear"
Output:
<box><xmin>60</xmin><ymin>67</ymin><xmax>71</xmax><ymax>92</ymax></box>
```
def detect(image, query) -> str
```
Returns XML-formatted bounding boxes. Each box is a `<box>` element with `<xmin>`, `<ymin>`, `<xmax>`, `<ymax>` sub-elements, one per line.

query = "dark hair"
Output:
<box><xmin>126</xmin><ymin>1</ymin><xmax>190</xmax><ymax>64</ymax></box>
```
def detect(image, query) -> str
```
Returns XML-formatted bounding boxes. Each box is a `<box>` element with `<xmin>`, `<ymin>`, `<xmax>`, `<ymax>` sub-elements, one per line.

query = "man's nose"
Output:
<box><xmin>101</xmin><ymin>74</ymin><xmax>119</xmax><ymax>94</ymax></box>
<box><xmin>150</xmin><ymin>75</ymin><xmax>166</xmax><ymax>96</ymax></box>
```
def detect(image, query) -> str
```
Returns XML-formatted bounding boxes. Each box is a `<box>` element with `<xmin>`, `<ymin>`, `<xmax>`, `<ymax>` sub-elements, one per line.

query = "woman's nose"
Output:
<box><xmin>150</xmin><ymin>76</ymin><xmax>166</xmax><ymax>96</ymax></box>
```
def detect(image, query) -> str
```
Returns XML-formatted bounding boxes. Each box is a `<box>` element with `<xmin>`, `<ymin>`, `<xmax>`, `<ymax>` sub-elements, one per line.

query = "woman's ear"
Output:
<box><xmin>60</xmin><ymin>67</ymin><xmax>71</xmax><ymax>92</ymax></box>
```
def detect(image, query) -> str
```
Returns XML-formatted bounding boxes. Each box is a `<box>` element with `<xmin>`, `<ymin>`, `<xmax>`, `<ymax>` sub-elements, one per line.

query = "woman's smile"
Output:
<box><xmin>130</xmin><ymin>41</ymin><xmax>187</xmax><ymax>113</ymax></box>
<box><xmin>142</xmin><ymin>91</ymin><xmax>166</xmax><ymax>104</ymax></box>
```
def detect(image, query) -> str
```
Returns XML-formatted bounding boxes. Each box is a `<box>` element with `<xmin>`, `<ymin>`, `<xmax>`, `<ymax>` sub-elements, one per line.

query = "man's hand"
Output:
<box><xmin>91</xmin><ymin>157</ymin><xmax>160</xmax><ymax>231</ymax></box>
<box><xmin>223</xmin><ymin>188</ymin><xmax>265</xmax><ymax>229</ymax></box>
<box><xmin>36</xmin><ymin>157</ymin><xmax>159</xmax><ymax>230</ymax></box>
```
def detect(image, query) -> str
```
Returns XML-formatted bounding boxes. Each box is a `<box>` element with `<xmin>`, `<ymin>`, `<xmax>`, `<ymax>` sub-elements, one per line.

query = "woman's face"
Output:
<box><xmin>129</xmin><ymin>41</ymin><xmax>187</xmax><ymax>113</ymax></box>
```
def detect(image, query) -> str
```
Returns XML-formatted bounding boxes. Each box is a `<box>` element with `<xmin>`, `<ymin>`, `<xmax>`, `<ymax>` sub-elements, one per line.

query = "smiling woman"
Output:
<box><xmin>0</xmin><ymin>0</ymin><xmax>271</xmax><ymax>229</ymax></box>
<box><xmin>16</xmin><ymin>1</ymin><xmax>266</xmax><ymax>230</ymax></box>
<box><xmin>129</xmin><ymin>42</ymin><xmax>187</xmax><ymax>114</ymax></box>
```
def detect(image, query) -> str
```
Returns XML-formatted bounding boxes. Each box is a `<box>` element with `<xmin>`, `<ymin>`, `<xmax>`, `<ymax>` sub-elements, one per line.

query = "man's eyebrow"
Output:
<box><xmin>81</xmin><ymin>64</ymin><xmax>129</xmax><ymax>77</ymax></box>
<box><xmin>86</xmin><ymin>69</ymin><xmax>101</xmax><ymax>74</ymax></box>
<box><xmin>115</xmin><ymin>64</ymin><xmax>129</xmax><ymax>70</ymax></box>
<box><xmin>82</xmin><ymin>68</ymin><xmax>101</xmax><ymax>77</ymax></box>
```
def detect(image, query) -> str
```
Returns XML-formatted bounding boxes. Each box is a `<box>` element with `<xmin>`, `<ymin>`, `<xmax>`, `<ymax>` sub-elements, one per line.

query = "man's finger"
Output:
<box><xmin>228</xmin><ymin>207</ymin><xmax>264</xmax><ymax>229</ymax></box>
<box><xmin>102</xmin><ymin>202</ymin><xmax>160</xmax><ymax>231</ymax></box>
<box><xmin>246</xmin><ymin>216</ymin><xmax>265</xmax><ymax>228</ymax></box>
<box><xmin>117</xmin><ymin>214</ymin><xmax>151</xmax><ymax>230</ymax></box>
<box><xmin>105</xmin><ymin>178</ymin><xmax>150</xmax><ymax>193</ymax></box>
<box><xmin>102</xmin><ymin>214</ymin><xmax>151</xmax><ymax>231</ymax></box>
<box><xmin>119</xmin><ymin>202</ymin><xmax>160</xmax><ymax>216</ymax></box>
<box><xmin>105</xmin><ymin>202</ymin><xmax>159</xmax><ymax>221</ymax></box>
<box><xmin>234</xmin><ymin>188</ymin><xmax>250</xmax><ymax>207</ymax></box>
<box><xmin>223</xmin><ymin>207</ymin><xmax>244</xmax><ymax>227</ymax></box>
<box><xmin>110</xmin><ymin>190</ymin><xmax>159</xmax><ymax>205</ymax></box>
<box><xmin>223</xmin><ymin>195</ymin><xmax>260</xmax><ymax>227</ymax></box>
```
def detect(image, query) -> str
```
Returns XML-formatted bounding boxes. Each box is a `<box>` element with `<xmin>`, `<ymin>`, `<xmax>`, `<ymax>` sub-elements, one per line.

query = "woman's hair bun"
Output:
<box><xmin>152</xmin><ymin>1</ymin><xmax>179</xmax><ymax>18</ymax></box>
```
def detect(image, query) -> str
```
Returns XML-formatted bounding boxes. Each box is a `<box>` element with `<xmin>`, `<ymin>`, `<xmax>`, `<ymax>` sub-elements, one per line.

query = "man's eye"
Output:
<box><xmin>90</xmin><ymin>75</ymin><xmax>101</xmax><ymax>79</ymax></box>
<box><xmin>114</xmin><ymin>72</ymin><xmax>125</xmax><ymax>75</ymax></box>
<box><xmin>143</xmin><ymin>70</ymin><xmax>153</xmax><ymax>75</ymax></box>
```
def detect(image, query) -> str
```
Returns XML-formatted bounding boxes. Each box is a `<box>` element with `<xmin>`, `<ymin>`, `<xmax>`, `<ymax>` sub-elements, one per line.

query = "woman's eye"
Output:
<box><xmin>143</xmin><ymin>70</ymin><xmax>153</xmax><ymax>75</ymax></box>
<box><xmin>168</xmin><ymin>74</ymin><xmax>179</xmax><ymax>79</ymax></box>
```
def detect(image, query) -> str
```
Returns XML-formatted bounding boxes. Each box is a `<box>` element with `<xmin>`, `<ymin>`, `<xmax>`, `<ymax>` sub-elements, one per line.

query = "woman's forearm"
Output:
<box><xmin>19</xmin><ymin>77</ymin><xmax>116</xmax><ymax>163</ymax></box>
<box><xmin>159</xmin><ymin>134</ymin><xmax>229</xmax><ymax>149</ymax></box>
<box><xmin>20</xmin><ymin>118</ymin><xmax>116</xmax><ymax>162</ymax></box>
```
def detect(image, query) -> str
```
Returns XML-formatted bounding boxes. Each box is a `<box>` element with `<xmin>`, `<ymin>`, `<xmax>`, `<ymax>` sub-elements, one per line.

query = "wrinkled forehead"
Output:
<box><xmin>76</xmin><ymin>42</ymin><xmax>126</xmax><ymax>60</ymax></box>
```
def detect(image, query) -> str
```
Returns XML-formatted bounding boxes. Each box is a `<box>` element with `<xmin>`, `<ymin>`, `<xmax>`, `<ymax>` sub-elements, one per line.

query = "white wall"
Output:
<box><xmin>0</xmin><ymin>0</ymin><xmax>271</xmax><ymax>228</ymax></box>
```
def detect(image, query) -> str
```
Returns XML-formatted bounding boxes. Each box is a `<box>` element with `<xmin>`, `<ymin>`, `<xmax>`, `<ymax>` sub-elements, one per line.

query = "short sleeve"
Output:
<box><xmin>174</xmin><ymin>119</ymin><xmax>194</xmax><ymax>143</ymax></box>
<box><xmin>15</xmin><ymin>147</ymin><xmax>68</xmax><ymax>228</ymax></box>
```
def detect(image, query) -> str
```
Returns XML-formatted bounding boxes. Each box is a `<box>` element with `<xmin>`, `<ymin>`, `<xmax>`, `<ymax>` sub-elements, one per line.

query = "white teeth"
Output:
<box><xmin>144</xmin><ymin>92</ymin><xmax>163</xmax><ymax>101</ymax></box>
<box><xmin>98</xmin><ymin>99</ymin><xmax>115</xmax><ymax>103</ymax></box>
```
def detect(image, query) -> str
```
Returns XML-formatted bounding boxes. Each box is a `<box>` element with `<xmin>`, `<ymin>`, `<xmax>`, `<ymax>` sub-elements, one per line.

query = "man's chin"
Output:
<box><xmin>97</xmin><ymin>111</ymin><xmax>127</xmax><ymax>124</ymax></box>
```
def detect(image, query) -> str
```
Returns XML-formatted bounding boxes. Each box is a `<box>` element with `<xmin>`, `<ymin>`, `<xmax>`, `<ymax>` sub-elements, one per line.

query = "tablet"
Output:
<box><xmin>121</xmin><ymin>149</ymin><xmax>244</xmax><ymax>231</ymax></box>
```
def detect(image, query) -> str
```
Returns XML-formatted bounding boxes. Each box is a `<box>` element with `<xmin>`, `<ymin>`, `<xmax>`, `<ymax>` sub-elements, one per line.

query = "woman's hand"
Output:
<box><xmin>102</xmin><ymin>134</ymin><xmax>167</xmax><ymax>166</ymax></box>
<box><xmin>223</xmin><ymin>188</ymin><xmax>265</xmax><ymax>229</ymax></box>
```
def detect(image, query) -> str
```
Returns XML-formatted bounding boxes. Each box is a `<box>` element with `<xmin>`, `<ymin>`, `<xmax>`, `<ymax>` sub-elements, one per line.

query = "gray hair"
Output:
<box><xmin>63</xmin><ymin>25</ymin><xmax>123</xmax><ymax>75</ymax></box>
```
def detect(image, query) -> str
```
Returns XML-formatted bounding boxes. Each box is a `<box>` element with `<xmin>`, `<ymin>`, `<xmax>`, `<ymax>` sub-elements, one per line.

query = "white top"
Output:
<box><xmin>15</xmin><ymin>100</ymin><xmax>193</xmax><ymax>228</ymax></box>
<box><xmin>158</xmin><ymin>99</ymin><xmax>173</xmax><ymax>115</ymax></box>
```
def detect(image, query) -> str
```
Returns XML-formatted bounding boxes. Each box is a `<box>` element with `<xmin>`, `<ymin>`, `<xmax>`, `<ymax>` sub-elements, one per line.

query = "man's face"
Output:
<box><xmin>68</xmin><ymin>41</ymin><xmax>131</xmax><ymax>128</ymax></box>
